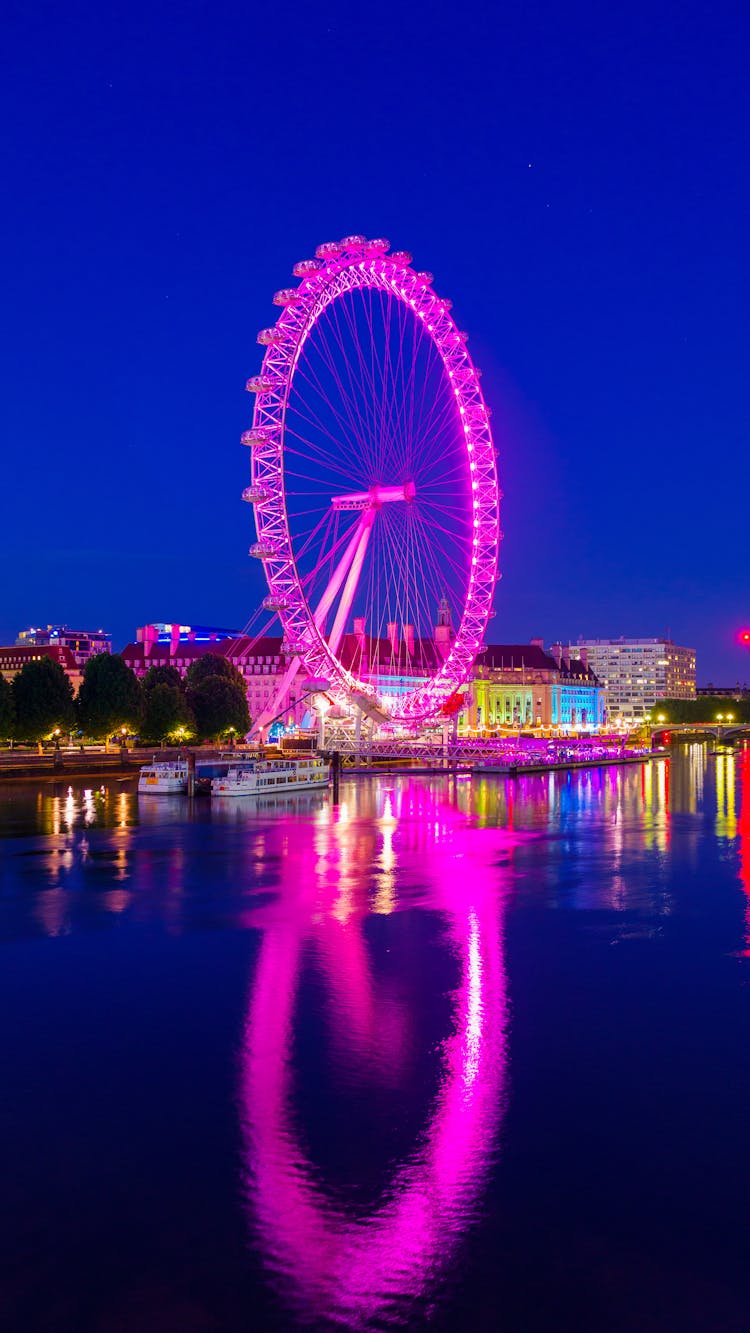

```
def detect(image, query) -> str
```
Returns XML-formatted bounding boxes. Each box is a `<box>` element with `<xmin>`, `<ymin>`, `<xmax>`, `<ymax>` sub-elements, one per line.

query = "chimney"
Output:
<box><xmin>579</xmin><ymin>646</ymin><xmax>588</xmax><ymax>670</ymax></box>
<box><xmin>138</xmin><ymin>624</ymin><xmax>158</xmax><ymax>658</ymax></box>
<box><xmin>403</xmin><ymin>623</ymin><xmax>415</xmax><ymax>656</ymax></box>
<box><xmin>387</xmin><ymin>621</ymin><xmax>398</xmax><ymax>655</ymax></box>
<box><xmin>550</xmin><ymin>642</ymin><xmax>562</xmax><ymax>667</ymax></box>
<box><xmin>170</xmin><ymin>623</ymin><xmax>180</xmax><ymax>658</ymax></box>
<box><xmin>530</xmin><ymin>637</ymin><xmax>544</xmax><ymax>649</ymax></box>
<box><xmin>561</xmin><ymin>646</ymin><xmax>570</xmax><ymax>670</ymax></box>
<box><xmin>353</xmin><ymin>616</ymin><xmax>366</xmax><ymax>649</ymax></box>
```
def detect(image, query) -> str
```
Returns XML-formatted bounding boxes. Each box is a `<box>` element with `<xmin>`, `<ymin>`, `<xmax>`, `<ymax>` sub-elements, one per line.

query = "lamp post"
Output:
<box><xmin>314</xmin><ymin>694</ymin><xmax>331</xmax><ymax>750</ymax></box>
<box><xmin>715</xmin><ymin>712</ymin><xmax>726</xmax><ymax>746</ymax></box>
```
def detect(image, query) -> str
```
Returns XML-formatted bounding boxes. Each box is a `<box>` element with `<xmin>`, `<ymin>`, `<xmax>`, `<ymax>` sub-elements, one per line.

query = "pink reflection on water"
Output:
<box><xmin>238</xmin><ymin>779</ymin><xmax>511</xmax><ymax>1327</ymax></box>
<box><xmin>737</xmin><ymin>748</ymin><xmax>750</xmax><ymax>956</ymax></box>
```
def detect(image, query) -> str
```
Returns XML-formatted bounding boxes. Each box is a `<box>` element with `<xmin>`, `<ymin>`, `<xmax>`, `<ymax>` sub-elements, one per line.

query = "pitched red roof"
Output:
<box><xmin>121</xmin><ymin>636</ymin><xmax>285</xmax><ymax>668</ymax></box>
<box><xmin>338</xmin><ymin>632</ymin><xmax>443</xmax><ymax>676</ymax></box>
<box><xmin>0</xmin><ymin>643</ymin><xmax>78</xmax><ymax>671</ymax></box>
<box><xmin>477</xmin><ymin>643</ymin><xmax>557</xmax><ymax>672</ymax></box>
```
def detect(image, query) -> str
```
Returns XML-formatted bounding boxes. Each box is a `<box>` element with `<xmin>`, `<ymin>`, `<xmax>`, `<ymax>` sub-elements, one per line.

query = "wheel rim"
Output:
<box><xmin>247</xmin><ymin>239</ymin><xmax>501</xmax><ymax>723</ymax></box>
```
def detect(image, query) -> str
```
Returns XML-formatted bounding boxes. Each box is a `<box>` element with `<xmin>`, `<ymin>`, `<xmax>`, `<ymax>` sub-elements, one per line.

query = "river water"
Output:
<box><xmin>0</xmin><ymin>746</ymin><xmax>749</xmax><ymax>1332</ymax></box>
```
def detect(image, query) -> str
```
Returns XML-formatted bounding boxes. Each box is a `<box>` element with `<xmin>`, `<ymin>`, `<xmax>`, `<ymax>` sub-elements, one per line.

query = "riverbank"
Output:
<box><xmin>0</xmin><ymin>746</ymin><xmax>664</xmax><ymax>785</ymax></box>
<box><xmin>343</xmin><ymin>751</ymin><xmax>661</xmax><ymax>777</ymax></box>
<box><xmin>0</xmin><ymin>752</ymin><xmax>141</xmax><ymax>783</ymax></box>
<box><xmin>0</xmin><ymin>746</ymin><xmax>202</xmax><ymax>784</ymax></box>
<box><xmin>479</xmin><ymin>751</ymin><xmax>660</xmax><ymax>777</ymax></box>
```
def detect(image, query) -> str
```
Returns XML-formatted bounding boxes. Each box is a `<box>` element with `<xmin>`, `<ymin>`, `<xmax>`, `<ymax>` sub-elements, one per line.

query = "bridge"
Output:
<box><xmin>657</xmin><ymin>722</ymin><xmax>750</xmax><ymax>743</ymax></box>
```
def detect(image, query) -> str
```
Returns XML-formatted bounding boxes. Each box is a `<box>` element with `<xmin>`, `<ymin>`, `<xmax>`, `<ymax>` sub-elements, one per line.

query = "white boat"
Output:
<box><xmin>211</xmin><ymin>755</ymin><xmax>330</xmax><ymax>797</ymax></box>
<box><xmin>138</xmin><ymin>758</ymin><xmax>189</xmax><ymax>794</ymax></box>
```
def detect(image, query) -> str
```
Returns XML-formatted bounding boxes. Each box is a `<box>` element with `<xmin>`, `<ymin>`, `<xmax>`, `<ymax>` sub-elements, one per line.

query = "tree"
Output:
<box><xmin>12</xmin><ymin>658</ymin><xmax>75</xmax><ymax>742</ymax></box>
<box><xmin>140</xmin><ymin>683</ymin><xmax>195</xmax><ymax>744</ymax></box>
<box><xmin>142</xmin><ymin>663</ymin><xmax>183</xmax><ymax>693</ymax></box>
<box><xmin>77</xmin><ymin>653</ymin><xmax>142</xmax><ymax>738</ymax></box>
<box><xmin>656</xmin><ymin>696</ymin><xmax>750</xmax><ymax>724</ymax></box>
<box><xmin>0</xmin><ymin>675</ymin><xmax>14</xmax><ymax>740</ymax></box>
<box><xmin>188</xmin><ymin>675</ymin><xmax>250</xmax><ymax>741</ymax></box>
<box><xmin>185</xmin><ymin>653</ymin><xmax>243</xmax><ymax>690</ymax></box>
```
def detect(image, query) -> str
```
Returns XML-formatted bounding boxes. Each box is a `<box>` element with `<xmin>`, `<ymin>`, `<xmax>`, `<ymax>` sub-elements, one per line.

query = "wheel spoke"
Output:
<box><xmin>249</xmin><ymin>249</ymin><xmax>499</xmax><ymax>720</ymax></box>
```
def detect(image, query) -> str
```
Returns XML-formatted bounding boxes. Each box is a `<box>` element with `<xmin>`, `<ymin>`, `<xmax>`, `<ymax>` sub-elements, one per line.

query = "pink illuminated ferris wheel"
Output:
<box><xmin>243</xmin><ymin>236</ymin><xmax>501</xmax><ymax>725</ymax></box>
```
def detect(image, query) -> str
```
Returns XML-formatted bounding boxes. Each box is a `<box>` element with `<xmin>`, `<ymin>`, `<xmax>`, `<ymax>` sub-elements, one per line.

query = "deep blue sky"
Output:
<box><xmin>2</xmin><ymin>0</ymin><xmax>748</xmax><ymax>682</ymax></box>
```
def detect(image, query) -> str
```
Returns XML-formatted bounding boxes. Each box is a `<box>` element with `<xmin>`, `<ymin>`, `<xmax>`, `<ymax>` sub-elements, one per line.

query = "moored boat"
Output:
<box><xmin>211</xmin><ymin>755</ymin><xmax>330</xmax><ymax>797</ymax></box>
<box><xmin>138</xmin><ymin>758</ymin><xmax>189</xmax><ymax>793</ymax></box>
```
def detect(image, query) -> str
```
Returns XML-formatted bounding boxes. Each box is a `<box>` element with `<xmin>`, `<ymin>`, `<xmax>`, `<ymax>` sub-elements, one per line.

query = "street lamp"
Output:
<box><xmin>314</xmin><ymin>693</ymin><xmax>331</xmax><ymax>748</ymax></box>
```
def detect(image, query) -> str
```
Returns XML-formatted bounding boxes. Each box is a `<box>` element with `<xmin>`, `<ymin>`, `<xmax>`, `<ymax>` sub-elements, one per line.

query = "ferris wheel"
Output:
<box><xmin>242</xmin><ymin>236</ymin><xmax>501</xmax><ymax>726</ymax></box>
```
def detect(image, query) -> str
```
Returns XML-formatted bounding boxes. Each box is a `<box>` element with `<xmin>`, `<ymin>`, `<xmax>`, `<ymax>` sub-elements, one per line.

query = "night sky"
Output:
<box><xmin>3</xmin><ymin>0</ymin><xmax>748</xmax><ymax>682</ymax></box>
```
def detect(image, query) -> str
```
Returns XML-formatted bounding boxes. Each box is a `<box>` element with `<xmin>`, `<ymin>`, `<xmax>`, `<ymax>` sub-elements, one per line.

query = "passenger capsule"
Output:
<box><xmin>315</xmin><ymin>241</ymin><xmax>343</xmax><ymax>259</ymax></box>
<box><xmin>245</xmin><ymin>376</ymin><xmax>273</xmax><ymax>394</ymax></box>
<box><xmin>272</xmin><ymin>288</ymin><xmax>300</xmax><ymax>306</ymax></box>
<box><xmin>292</xmin><ymin>259</ymin><xmax>321</xmax><ymax>277</ymax></box>
<box><xmin>241</xmin><ymin>485</ymin><xmax>270</xmax><ymax>504</ymax></box>
<box><xmin>240</xmin><ymin>428</ymin><xmax>277</xmax><ymax>448</ymax></box>
<box><xmin>389</xmin><ymin>251</ymin><xmax>412</xmax><ymax>265</ymax></box>
<box><xmin>257</xmin><ymin>327</ymin><xmax>281</xmax><ymax>345</ymax></box>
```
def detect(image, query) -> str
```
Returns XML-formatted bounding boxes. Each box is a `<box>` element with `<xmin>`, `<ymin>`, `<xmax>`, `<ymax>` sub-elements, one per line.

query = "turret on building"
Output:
<box><xmin>435</xmin><ymin>596</ymin><xmax>453</xmax><ymax>661</ymax></box>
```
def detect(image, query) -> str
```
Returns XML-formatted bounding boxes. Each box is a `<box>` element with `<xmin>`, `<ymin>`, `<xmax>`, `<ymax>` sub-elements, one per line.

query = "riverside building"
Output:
<box><xmin>121</xmin><ymin>620</ymin><xmax>608</xmax><ymax>734</ymax></box>
<box><xmin>563</xmin><ymin>637</ymin><xmax>696</xmax><ymax>721</ymax></box>
<box><xmin>16</xmin><ymin>625</ymin><xmax>111</xmax><ymax>668</ymax></box>
<box><xmin>122</xmin><ymin>619</ymin><xmax>449</xmax><ymax>730</ymax></box>
<box><xmin>467</xmin><ymin>640</ymin><xmax>605</xmax><ymax>732</ymax></box>
<box><xmin>121</xmin><ymin>629</ymin><xmax>311</xmax><ymax>729</ymax></box>
<box><xmin>0</xmin><ymin>644</ymin><xmax>83</xmax><ymax>694</ymax></box>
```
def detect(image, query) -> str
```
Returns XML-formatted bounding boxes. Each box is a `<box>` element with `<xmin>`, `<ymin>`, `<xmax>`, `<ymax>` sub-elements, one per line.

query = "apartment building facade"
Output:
<box><xmin>564</xmin><ymin>637</ymin><xmax>696</xmax><ymax>720</ymax></box>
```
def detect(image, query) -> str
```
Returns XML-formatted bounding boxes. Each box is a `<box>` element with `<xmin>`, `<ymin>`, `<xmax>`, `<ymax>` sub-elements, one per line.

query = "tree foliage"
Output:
<box><xmin>140</xmin><ymin>684</ymin><xmax>195</xmax><ymax>743</ymax></box>
<box><xmin>656</xmin><ymin>696</ymin><xmax>750</xmax><ymax>724</ymax></box>
<box><xmin>188</xmin><ymin>675</ymin><xmax>250</xmax><ymax>740</ymax></box>
<box><xmin>12</xmin><ymin>658</ymin><xmax>75</xmax><ymax>741</ymax></box>
<box><xmin>142</xmin><ymin>663</ymin><xmax>183</xmax><ymax>693</ymax></box>
<box><xmin>0</xmin><ymin>675</ymin><xmax>15</xmax><ymax>740</ymax></box>
<box><xmin>77</xmin><ymin>653</ymin><xmax>142</xmax><ymax>737</ymax></box>
<box><xmin>185</xmin><ymin>653</ymin><xmax>243</xmax><ymax>690</ymax></box>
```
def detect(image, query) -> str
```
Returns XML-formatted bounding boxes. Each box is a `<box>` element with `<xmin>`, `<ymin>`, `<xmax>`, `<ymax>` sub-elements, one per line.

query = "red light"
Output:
<box><xmin>740</xmin><ymin>629</ymin><xmax>750</xmax><ymax>644</ymax></box>
<box><xmin>440</xmin><ymin>691</ymin><xmax>465</xmax><ymax>717</ymax></box>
